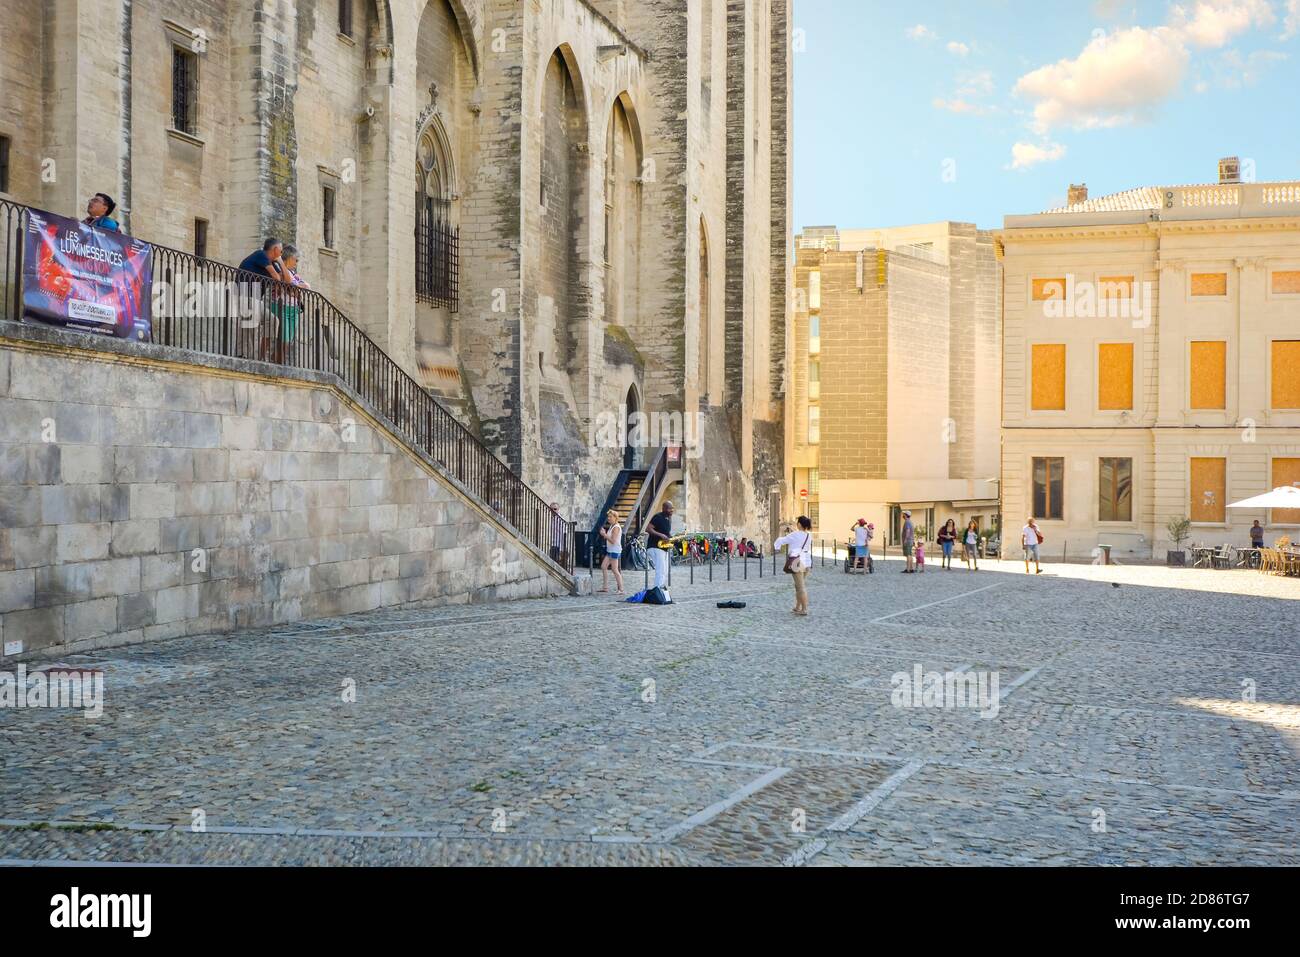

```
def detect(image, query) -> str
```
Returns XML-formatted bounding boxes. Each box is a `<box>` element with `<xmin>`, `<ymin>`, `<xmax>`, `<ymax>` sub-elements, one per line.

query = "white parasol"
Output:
<box><xmin>1225</xmin><ymin>486</ymin><xmax>1300</xmax><ymax>509</ymax></box>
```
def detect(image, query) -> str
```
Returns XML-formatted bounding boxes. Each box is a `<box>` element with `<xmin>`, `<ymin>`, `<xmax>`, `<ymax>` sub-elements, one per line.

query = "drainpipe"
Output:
<box><xmin>119</xmin><ymin>0</ymin><xmax>133</xmax><ymax>233</ymax></box>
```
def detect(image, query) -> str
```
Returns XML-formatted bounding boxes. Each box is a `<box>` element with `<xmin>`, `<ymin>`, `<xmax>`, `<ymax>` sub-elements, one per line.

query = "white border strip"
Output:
<box><xmin>870</xmin><ymin>583</ymin><xmax>1002</xmax><ymax>623</ymax></box>
<box><xmin>652</xmin><ymin>766</ymin><xmax>790</xmax><ymax>844</ymax></box>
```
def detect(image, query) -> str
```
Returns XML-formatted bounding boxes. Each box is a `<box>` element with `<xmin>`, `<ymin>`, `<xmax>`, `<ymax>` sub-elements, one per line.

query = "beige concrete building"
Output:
<box><xmin>787</xmin><ymin>223</ymin><xmax>1001</xmax><ymax>545</ymax></box>
<box><xmin>0</xmin><ymin>0</ymin><xmax>792</xmax><ymax>538</ymax></box>
<box><xmin>999</xmin><ymin>167</ymin><xmax>1300</xmax><ymax>561</ymax></box>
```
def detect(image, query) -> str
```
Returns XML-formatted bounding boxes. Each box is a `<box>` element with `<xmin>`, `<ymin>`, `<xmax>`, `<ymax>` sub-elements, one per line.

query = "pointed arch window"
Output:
<box><xmin>415</xmin><ymin>122</ymin><xmax>458</xmax><ymax>310</ymax></box>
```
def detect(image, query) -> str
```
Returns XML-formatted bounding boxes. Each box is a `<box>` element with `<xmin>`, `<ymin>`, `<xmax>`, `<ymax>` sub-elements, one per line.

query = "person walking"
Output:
<box><xmin>963</xmin><ymin>520</ymin><xmax>980</xmax><ymax>571</ymax></box>
<box><xmin>937</xmin><ymin>519</ymin><xmax>957</xmax><ymax>570</ymax></box>
<box><xmin>901</xmin><ymin>509</ymin><xmax>916</xmax><ymax>573</ymax></box>
<box><xmin>646</xmin><ymin>500</ymin><xmax>675</xmax><ymax>591</ymax></box>
<box><xmin>598</xmin><ymin>509</ymin><xmax>625</xmax><ymax>595</ymax></box>
<box><xmin>776</xmin><ymin>517</ymin><xmax>814</xmax><ymax>616</ymax></box>
<box><xmin>1022</xmin><ymin>517</ymin><xmax>1043</xmax><ymax>574</ymax></box>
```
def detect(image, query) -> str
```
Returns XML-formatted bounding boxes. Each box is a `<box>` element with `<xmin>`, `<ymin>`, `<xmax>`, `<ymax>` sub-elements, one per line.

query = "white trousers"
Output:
<box><xmin>649</xmin><ymin>548</ymin><xmax>669</xmax><ymax>590</ymax></box>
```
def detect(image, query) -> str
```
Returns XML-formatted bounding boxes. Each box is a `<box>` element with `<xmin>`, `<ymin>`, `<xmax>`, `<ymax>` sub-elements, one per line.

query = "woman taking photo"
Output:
<box><xmin>598</xmin><ymin>509</ymin><xmax>625</xmax><ymax>595</ymax></box>
<box><xmin>775</xmin><ymin>516</ymin><xmax>814</xmax><ymax>616</ymax></box>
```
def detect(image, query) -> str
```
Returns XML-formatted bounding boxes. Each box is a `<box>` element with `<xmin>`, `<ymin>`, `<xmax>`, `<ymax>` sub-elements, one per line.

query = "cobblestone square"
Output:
<box><xmin>1</xmin><ymin>557</ymin><xmax>1296</xmax><ymax>866</ymax></box>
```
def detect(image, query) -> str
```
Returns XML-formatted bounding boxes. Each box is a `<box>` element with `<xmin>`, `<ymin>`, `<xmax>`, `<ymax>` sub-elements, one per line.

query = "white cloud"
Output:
<box><xmin>933</xmin><ymin>97</ymin><xmax>990</xmax><ymax>115</ymax></box>
<box><xmin>1215</xmin><ymin>48</ymin><xmax>1288</xmax><ymax>87</ymax></box>
<box><xmin>1169</xmin><ymin>0</ymin><xmax>1274</xmax><ymax>48</ymax></box>
<box><xmin>906</xmin><ymin>24</ymin><xmax>936</xmax><ymax>40</ymax></box>
<box><xmin>1013</xmin><ymin>0</ymin><xmax>1278</xmax><ymax>133</ymax></box>
<box><xmin>1015</xmin><ymin>26</ymin><xmax>1189</xmax><ymax>132</ymax></box>
<box><xmin>956</xmin><ymin>70</ymin><xmax>995</xmax><ymax>97</ymax></box>
<box><xmin>1283</xmin><ymin>0</ymin><xmax>1300</xmax><ymax>39</ymax></box>
<box><xmin>946</xmin><ymin>41</ymin><xmax>970</xmax><ymax>56</ymax></box>
<box><xmin>1010</xmin><ymin>141</ymin><xmax>1067</xmax><ymax>169</ymax></box>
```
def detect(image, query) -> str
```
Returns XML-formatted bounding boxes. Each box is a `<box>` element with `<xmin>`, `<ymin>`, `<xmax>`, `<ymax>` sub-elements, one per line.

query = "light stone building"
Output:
<box><xmin>0</xmin><ymin>0</ymin><xmax>792</xmax><ymax>539</ymax></box>
<box><xmin>787</xmin><ymin>223</ymin><xmax>1001</xmax><ymax>545</ymax></box>
<box><xmin>999</xmin><ymin>166</ymin><xmax>1300</xmax><ymax>561</ymax></box>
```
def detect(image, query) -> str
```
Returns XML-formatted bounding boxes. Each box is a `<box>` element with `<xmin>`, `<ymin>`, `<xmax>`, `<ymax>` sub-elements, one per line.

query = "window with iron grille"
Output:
<box><xmin>322</xmin><ymin>186</ymin><xmax>336</xmax><ymax>249</ymax></box>
<box><xmin>0</xmin><ymin>136</ymin><xmax>10</xmax><ymax>194</ymax></box>
<box><xmin>415</xmin><ymin>196</ymin><xmax>458</xmax><ymax>310</ymax></box>
<box><xmin>194</xmin><ymin>218</ymin><xmax>208</xmax><ymax>259</ymax></box>
<box><xmin>338</xmin><ymin>0</ymin><xmax>353</xmax><ymax>37</ymax></box>
<box><xmin>172</xmin><ymin>47</ymin><xmax>198</xmax><ymax>135</ymax></box>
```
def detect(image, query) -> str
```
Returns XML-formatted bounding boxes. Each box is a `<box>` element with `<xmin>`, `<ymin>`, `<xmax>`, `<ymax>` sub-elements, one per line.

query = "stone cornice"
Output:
<box><xmin>1000</xmin><ymin>216</ymin><xmax>1300</xmax><ymax>245</ymax></box>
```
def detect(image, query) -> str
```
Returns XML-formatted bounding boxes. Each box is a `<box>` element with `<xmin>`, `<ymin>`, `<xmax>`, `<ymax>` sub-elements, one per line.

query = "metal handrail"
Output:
<box><xmin>0</xmin><ymin>198</ymin><xmax>573</xmax><ymax>572</ymax></box>
<box><xmin>623</xmin><ymin>446</ymin><xmax>669</xmax><ymax>546</ymax></box>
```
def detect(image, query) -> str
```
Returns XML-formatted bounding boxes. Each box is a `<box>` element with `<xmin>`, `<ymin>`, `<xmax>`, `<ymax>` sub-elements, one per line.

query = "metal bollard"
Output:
<box><xmin>758</xmin><ymin>548</ymin><xmax>763</xmax><ymax>577</ymax></box>
<box><xmin>821</xmin><ymin>539</ymin><xmax>825</xmax><ymax>568</ymax></box>
<box><xmin>744</xmin><ymin>553</ymin><xmax>748</xmax><ymax>580</ymax></box>
<box><xmin>690</xmin><ymin>559</ymin><xmax>694</xmax><ymax>585</ymax></box>
<box><xmin>644</xmin><ymin>555</ymin><xmax>649</xmax><ymax>592</ymax></box>
<box><xmin>710</xmin><ymin>553</ymin><xmax>714</xmax><ymax>582</ymax></box>
<box><xmin>727</xmin><ymin>550</ymin><xmax>732</xmax><ymax>581</ymax></box>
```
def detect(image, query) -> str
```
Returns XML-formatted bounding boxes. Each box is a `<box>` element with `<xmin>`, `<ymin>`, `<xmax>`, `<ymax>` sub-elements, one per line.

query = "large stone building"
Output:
<box><xmin>787</xmin><ymin>223</ymin><xmax>1001</xmax><ymax>543</ymax></box>
<box><xmin>999</xmin><ymin>166</ymin><xmax>1300</xmax><ymax>561</ymax></box>
<box><xmin>0</xmin><ymin>0</ymin><xmax>792</xmax><ymax>538</ymax></box>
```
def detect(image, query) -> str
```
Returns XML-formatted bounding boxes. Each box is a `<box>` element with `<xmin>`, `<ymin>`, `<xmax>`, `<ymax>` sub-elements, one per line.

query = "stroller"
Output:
<box><xmin>844</xmin><ymin>522</ymin><xmax>875</xmax><ymax>574</ymax></box>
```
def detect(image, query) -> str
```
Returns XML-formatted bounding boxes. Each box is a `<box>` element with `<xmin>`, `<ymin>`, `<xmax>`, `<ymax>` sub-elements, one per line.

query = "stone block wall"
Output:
<box><xmin>0</xmin><ymin>323</ymin><xmax>569</xmax><ymax>662</ymax></box>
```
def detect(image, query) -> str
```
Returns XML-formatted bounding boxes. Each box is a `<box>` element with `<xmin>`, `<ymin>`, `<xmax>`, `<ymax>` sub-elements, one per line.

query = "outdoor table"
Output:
<box><xmin>1192</xmin><ymin>547</ymin><xmax>1216</xmax><ymax>568</ymax></box>
<box><xmin>1237</xmin><ymin>547</ymin><xmax>1261</xmax><ymax>569</ymax></box>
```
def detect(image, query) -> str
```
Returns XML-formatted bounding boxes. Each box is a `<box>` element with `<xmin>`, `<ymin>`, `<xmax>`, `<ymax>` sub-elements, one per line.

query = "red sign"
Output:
<box><xmin>799</xmin><ymin>489</ymin><xmax>808</xmax><ymax>500</ymax></box>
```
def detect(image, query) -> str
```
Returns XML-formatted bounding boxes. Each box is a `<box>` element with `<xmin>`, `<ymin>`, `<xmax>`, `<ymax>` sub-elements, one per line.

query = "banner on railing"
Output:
<box><xmin>21</xmin><ymin>207</ymin><xmax>152</xmax><ymax>340</ymax></box>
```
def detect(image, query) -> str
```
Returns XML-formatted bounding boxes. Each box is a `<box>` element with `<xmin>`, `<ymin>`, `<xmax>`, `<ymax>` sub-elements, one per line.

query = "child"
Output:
<box><xmin>914</xmin><ymin>540</ymin><xmax>926</xmax><ymax>573</ymax></box>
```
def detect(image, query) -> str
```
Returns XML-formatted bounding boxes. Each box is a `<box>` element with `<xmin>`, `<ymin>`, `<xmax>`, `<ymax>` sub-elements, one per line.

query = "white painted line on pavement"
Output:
<box><xmin>652</xmin><ymin>766</ymin><xmax>790</xmax><ymax>844</ymax></box>
<box><xmin>870</xmin><ymin>583</ymin><xmax>1002</xmax><ymax>623</ymax></box>
<box><xmin>783</xmin><ymin>758</ymin><xmax>927</xmax><ymax>867</ymax></box>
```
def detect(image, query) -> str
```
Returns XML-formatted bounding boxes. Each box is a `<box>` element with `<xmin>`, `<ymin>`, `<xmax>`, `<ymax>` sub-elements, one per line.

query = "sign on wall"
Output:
<box><xmin>21</xmin><ymin>208</ymin><xmax>152</xmax><ymax>340</ymax></box>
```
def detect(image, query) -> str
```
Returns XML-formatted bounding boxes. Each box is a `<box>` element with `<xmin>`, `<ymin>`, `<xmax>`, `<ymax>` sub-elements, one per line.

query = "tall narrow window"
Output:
<box><xmin>808</xmin><ymin>360</ymin><xmax>820</xmax><ymax>401</ymax></box>
<box><xmin>171</xmin><ymin>47</ymin><xmax>198</xmax><ymax>135</ymax></box>
<box><xmin>1097</xmin><ymin>342</ymin><xmax>1134</xmax><ymax>411</ymax></box>
<box><xmin>808</xmin><ymin>406</ymin><xmax>820</xmax><ymax>446</ymax></box>
<box><xmin>1098</xmin><ymin>458</ymin><xmax>1133</xmax><ymax>522</ymax></box>
<box><xmin>698</xmin><ymin>219</ymin><xmax>710</xmax><ymax>396</ymax></box>
<box><xmin>1032</xmin><ymin>457</ymin><xmax>1064</xmax><ymax>520</ymax></box>
<box><xmin>322</xmin><ymin>186</ymin><xmax>336</xmax><ymax>250</ymax></box>
<box><xmin>1190</xmin><ymin>457</ymin><xmax>1226</xmax><ymax>524</ymax></box>
<box><xmin>1271</xmin><ymin>340</ymin><xmax>1300</xmax><ymax>409</ymax></box>
<box><xmin>1273</xmin><ymin>458</ymin><xmax>1300</xmax><ymax>525</ymax></box>
<box><xmin>339</xmin><ymin>0</ymin><xmax>354</xmax><ymax>38</ymax></box>
<box><xmin>1031</xmin><ymin>344</ymin><xmax>1067</xmax><ymax>411</ymax></box>
<box><xmin>0</xmin><ymin>135</ymin><xmax>10</xmax><ymax>194</ymax></box>
<box><xmin>1190</xmin><ymin>341</ymin><xmax>1227</xmax><ymax>409</ymax></box>
<box><xmin>809</xmin><ymin>315</ymin><xmax>820</xmax><ymax>355</ymax></box>
<box><xmin>194</xmin><ymin>218</ymin><xmax>208</xmax><ymax>259</ymax></box>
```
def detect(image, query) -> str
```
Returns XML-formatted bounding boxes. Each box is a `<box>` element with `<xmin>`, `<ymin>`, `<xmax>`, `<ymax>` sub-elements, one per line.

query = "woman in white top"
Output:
<box><xmin>775</xmin><ymin>516</ymin><xmax>815</xmax><ymax>616</ymax></box>
<box><xmin>598</xmin><ymin>509</ymin><xmax>625</xmax><ymax>595</ymax></box>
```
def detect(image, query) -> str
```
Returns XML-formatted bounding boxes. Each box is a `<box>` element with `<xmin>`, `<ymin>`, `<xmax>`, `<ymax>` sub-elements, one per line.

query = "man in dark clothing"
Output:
<box><xmin>239</xmin><ymin>238</ymin><xmax>285</xmax><ymax>281</ymax></box>
<box><xmin>238</xmin><ymin>239</ymin><xmax>286</xmax><ymax>361</ymax></box>
<box><xmin>646</xmin><ymin>501</ymin><xmax>675</xmax><ymax>590</ymax></box>
<box><xmin>82</xmin><ymin>193</ymin><xmax>120</xmax><ymax>232</ymax></box>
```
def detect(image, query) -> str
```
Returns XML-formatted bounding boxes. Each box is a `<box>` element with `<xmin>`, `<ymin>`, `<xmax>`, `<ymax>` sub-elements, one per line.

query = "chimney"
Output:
<box><xmin>1068</xmin><ymin>183</ymin><xmax>1088</xmax><ymax>205</ymax></box>
<box><xmin>1218</xmin><ymin>156</ymin><xmax>1241</xmax><ymax>184</ymax></box>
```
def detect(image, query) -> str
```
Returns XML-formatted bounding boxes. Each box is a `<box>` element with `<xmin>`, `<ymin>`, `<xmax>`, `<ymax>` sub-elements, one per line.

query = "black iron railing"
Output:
<box><xmin>0</xmin><ymin>198</ymin><xmax>572</xmax><ymax>572</ymax></box>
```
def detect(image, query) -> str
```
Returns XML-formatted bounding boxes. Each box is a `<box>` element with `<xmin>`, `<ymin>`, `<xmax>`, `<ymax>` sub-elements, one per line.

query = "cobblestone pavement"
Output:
<box><xmin>2</xmin><ymin>556</ymin><xmax>1297</xmax><ymax>866</ymax></box>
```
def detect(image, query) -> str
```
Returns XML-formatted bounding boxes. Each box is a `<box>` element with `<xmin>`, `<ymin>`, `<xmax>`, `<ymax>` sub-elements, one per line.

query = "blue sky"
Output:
<box><xmin>793</xmin><ymin>0</ymin><xmax>1300</xmax><ymax>231</ymax></box>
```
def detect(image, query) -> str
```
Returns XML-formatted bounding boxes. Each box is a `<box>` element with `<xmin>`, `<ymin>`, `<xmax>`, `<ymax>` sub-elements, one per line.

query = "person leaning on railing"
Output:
<box><xmin>238</xmin><ymin>238</ymin><xmax>288</xmax><ymax>363</ymax></box>
<box><xmin>82</xmin><ymin>193</ymin><xmax>120</xmax><ymax>232</ymax></box>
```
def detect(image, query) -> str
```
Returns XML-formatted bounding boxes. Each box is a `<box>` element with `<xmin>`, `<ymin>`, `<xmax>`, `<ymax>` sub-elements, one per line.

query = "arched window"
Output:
<box><xmin>415</xmin><ymin>121</ymin><xmax>457</xmax><ymax>310</ymax></box>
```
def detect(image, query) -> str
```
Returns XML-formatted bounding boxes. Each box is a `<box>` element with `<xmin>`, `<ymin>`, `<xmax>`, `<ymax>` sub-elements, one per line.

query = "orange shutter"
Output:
<box><xmin>1271</xmin><ymin>271</ymin><xmax>1300</xmax><ymax>294</ymax></box>
<box><xmin>1189</xmin><ymin>341</ymin><xmax>1227</xmax><ymax>410</ymax></box>
<box><xmin>1032</xmin><ymin>278</ymin><xmax>1066</xmax><ymax>301</ymax></box>
<box><xmin>1190</xmin><ymin>458</ymin><xmax>1226</xmax><ymax>524</ymax></box>
<box><xmin>1272</xmin><ymin>458</ymin><xmax>1300</xmax><ymax>525</ymax></box>
<box><xmin>1271</xmin><ymin>340</ymin><xmax>1300</xmax><ymax>409</ymax></box>
<box><xmin>1097</xmin><ymin>343</ymin><xmax>1133</xmax><ymax>410</ymax></box>
<box><xmin>1031</xmin><ymin>344</ymin><xmax>1066</xmax><ymax>410</ymax></box>
<box><xmin>1191</xmin><ymin>273</ymin><xmax>1228</xmax><ymax>296</ymax></box>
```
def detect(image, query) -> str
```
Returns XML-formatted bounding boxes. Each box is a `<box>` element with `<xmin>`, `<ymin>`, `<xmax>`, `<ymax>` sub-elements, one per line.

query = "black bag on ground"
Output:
<box><xmin>643</xmin><ymin>586</ymin><xmax>672</xmax><ymax>605</ymax></box>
